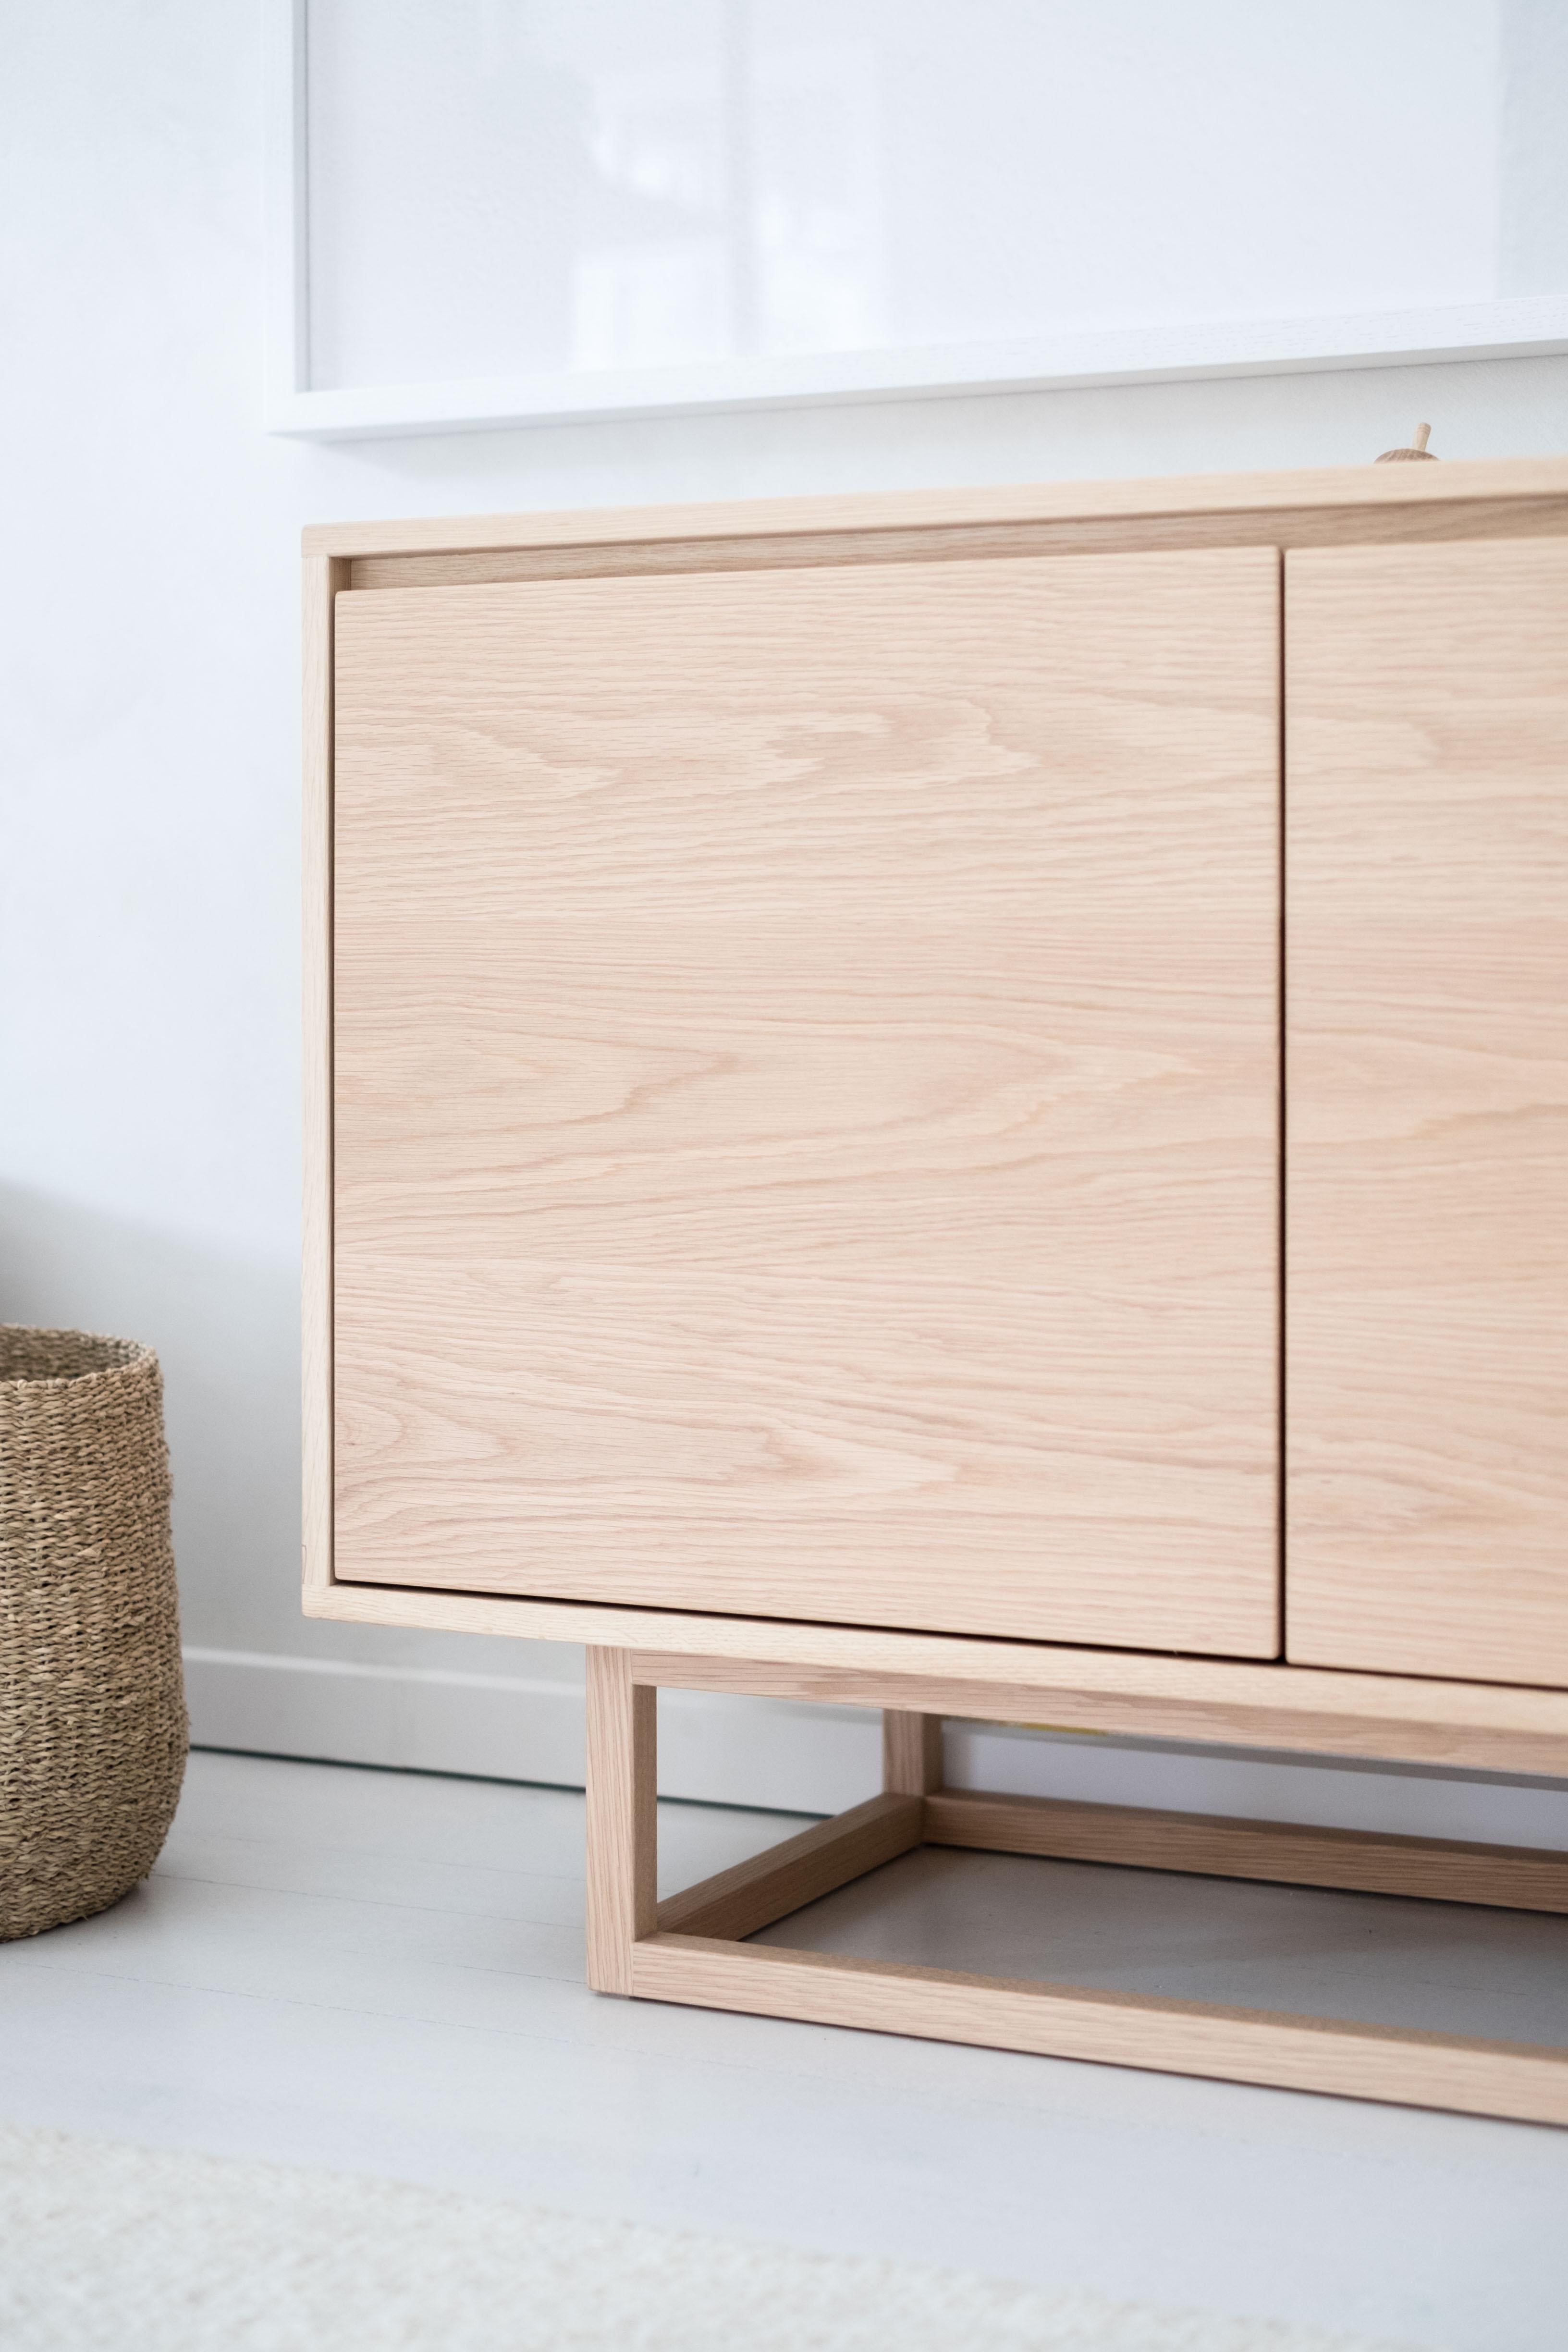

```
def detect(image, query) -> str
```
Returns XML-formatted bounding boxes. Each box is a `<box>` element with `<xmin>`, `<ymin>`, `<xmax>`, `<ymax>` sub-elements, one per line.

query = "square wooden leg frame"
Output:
<box><xmin>585</xmin><ymin>1649</ymin><xmax>1568</xmax><ymax>2128</ymax></box>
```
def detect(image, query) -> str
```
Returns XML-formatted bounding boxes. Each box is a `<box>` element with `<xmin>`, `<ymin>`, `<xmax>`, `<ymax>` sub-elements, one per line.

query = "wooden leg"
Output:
<box><xmin>882</xmin><ymin>1709</ymin><xmax>943</xmax><ymax>1797</ymax></box>
<box><xmin>585</xmin><ymin>1647</ymin><xmax>656</xmax><ymax>1994</ymax></box>
<box><xmin>658</xmin><ymin>1794</ymin><xmax>923</xmax><ymax>1939</ymax></box>
<box><xmin>631</xmin><ymin>1936</ymin><xmax>1568</xmax><ymax>2127</ymax></box>
<box><xmin>923</xmin><ymin>1787</ymin><xmax>1568</xmax><ymax>1914</ymax></box>
<box><xmin>610</xmin><ymin>1656</ymin><xmax>1568</xmax><ymax>2125</ymax></box>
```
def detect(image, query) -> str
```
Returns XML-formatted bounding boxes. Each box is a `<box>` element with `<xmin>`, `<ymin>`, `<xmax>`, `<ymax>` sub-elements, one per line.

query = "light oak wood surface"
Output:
<box><xmin>631</xmin><ymin>1936</ymin><xmax>1568</xmax><ymax>2128</ymax></box>
<box><xmin>656</xmin><ymin>1793</ymin><xmax>923</xmax><ymax>1941</ymax></box>
<box><xmin>882</xmin><ymin>1712</ymin><xmax>943</xmax><ymax>1796</ymax></box>
<box><xmin>630</xmin><ymin>1647</ymin><xmax>1568</xmax><ymax>1778</ymax></box>
<box><xmin>345</xmin><ymin>496</ymin><xmax>1568</xmax><ymax>594</ymax></box>
<box><xmin>332</xmin><ymin>548</ymin><xmax>1281</xmax><ymax>1652</ymax></box>
<box><xmin>302</xmin><ymin>554</ymin><xmax>348</xmax><ymax>1596</ymax></box>
<box><xmin>588</xmin><ymin>1646</ymin><xmax>1568</xmax><ymax>2127</ymax></box>
<box><xmin>920</xmin><ymin>1788</ymin><xmax>1568</xmax><ymax>1914</ymax></box>
<box><xmin>1286</xmin><ymin>539</ymin><xmax>1568</xmax><ymax>1687</ymax></box>
<box><xmin>303</xmin><ymin>454</ymin><xmax>1568</xmax><ymax>561</ymax></box>
<box><xmin>659</xmin><ymin>1778</ymin><xmax>1568</xmax><ymax>1939</ymax></box>
<box><xmin>305</xmin><ymin>471</ymin><xmax>1568</xmax><ymax>2125</ymax></box>
<box><xmin>303</xmin><ymin>1578</ymin><xmax>1568</xmax><ymax>1776</ymax></box>
<box><xmin>584</xmin><ymin>1649</ymin><xmax>655</xmax><ymax>1993</ymax></box>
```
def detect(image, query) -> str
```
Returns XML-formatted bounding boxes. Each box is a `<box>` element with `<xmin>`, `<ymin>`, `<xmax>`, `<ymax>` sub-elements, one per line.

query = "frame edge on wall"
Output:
<box><xmin>265</xmin><ymin>0</ymin><xmax>310</xmax><ymax>423</ymax></box>
<box><xmin>263</xmin><ymin>0</ymin><xmax>1568</xmax><ymax>443</ymax></box>
<box><xmin>269</xmin><ymin>300</ymin><xmax>1568</xmax><ymax>446</ymax></box>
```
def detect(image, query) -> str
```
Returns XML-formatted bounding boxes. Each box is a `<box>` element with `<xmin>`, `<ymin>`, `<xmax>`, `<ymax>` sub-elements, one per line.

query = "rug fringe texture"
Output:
<box><xmin>0</xmin><ymin>2120</ymin><xmax>1439</xmax><ymax>2352</ymax></box>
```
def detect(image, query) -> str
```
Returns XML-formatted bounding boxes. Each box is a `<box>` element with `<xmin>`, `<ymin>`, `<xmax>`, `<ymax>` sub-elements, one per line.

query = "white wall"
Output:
<box><xmin>3</xmin><ymin>1</ymin><xmax>1566</xmax><ymax>1844</ymax></box>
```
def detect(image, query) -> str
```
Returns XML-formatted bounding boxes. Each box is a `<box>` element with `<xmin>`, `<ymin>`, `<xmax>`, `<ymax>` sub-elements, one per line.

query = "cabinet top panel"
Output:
<box><xmin>304</xmin><ymin>454</ymin><xmax>1568</xmax><ymax>564</ymax></box>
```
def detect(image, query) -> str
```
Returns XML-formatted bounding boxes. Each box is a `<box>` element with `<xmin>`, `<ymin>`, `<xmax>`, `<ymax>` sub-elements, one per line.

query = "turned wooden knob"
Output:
<box><xmin>1376</xmin><ymin>422</ymin><xmax>1436</xmax><ymax>463</ymax></box>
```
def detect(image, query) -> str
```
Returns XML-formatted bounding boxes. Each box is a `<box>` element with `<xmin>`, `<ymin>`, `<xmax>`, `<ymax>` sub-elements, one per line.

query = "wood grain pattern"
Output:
<box><xmin>631</xmin><ymin>1647</ymin><xmax>1568</xmax><ymax>1777</ymax></box>
<box><xmin>1286</xmin><ymin>539</ymin><xmax>1568</xmax><ymax>1687</ymax></box>
<box><xmin>882</xmin><ymin>1712</ymin><xmax>943</xmax><ymax>1796</ymax></box>
<box><xmin>631</xmin><ymin>1935</ymin><xmax>1568</xmax><ymax>2126</ymax></box>
<box><xmin>304</xmin><ymin>1577</ymin><xmax>1568</xmax><ymax>1775</ymax></box>
<box><xmin>584</xmin><ymin>1648</ymin><xmax>656</xmax><ymax>1993</ymax></box>
<box><xmin>922</xmin><ymin>1788</ymin><xmax>1568</xmax><ymax>1913</ymax></box>
<box><xmin>584</xmin><ymin>1650</ymin><xmax>1568</xmax><ymax>2122</ymax></box>
<box><xmin>346</xmin><ymin>496</ymin><xmax>1568</xmax><ymax>595</ymax></box>
<box><xmin>332</xmin><ymin>548</ymin><xmax>1281</xmax><ymax>1652</ymax></box>
<box><xmin>302</xmin><ymin>554</ymin><xmax>348</xmax><ymax>1596</ymax></box>
<box><xmin>303</xmin><ymin>453</ymin><xmax>1568</xmax><ymax>562</ymax></box>
<box><xmin>656</xmin><ymin>1793</ymin><xmax>923</xmax><ymax>1940</ymax></box>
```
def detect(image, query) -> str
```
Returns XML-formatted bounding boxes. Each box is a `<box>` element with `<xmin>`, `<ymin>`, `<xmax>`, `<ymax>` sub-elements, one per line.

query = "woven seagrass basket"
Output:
<box><xmin>0</xmin><ymin>1327</ymin><xmax>187</xmax><ymax>1939</ymax></box>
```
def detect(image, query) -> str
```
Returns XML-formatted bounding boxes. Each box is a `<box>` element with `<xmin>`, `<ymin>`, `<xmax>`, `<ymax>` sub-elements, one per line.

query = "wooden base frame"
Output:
<box><xmin>585</xmin><ymin>1649</ymin><xmax>1568</xmax><ymax>2128</ymax></box>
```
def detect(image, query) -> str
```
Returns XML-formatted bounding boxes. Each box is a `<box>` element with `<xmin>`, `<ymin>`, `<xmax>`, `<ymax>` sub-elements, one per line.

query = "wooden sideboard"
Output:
<box><xmin>302</xmin><ymin>457</ymin><xmax>1568</xmax><ymax>2124</ymax></box>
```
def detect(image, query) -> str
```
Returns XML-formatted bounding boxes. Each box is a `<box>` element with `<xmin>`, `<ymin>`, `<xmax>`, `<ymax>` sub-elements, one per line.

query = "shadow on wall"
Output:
<box><xmin>0</xmin><ymin>1182</ymin><xmax>299</xmax><ymax>1657</ymax></box>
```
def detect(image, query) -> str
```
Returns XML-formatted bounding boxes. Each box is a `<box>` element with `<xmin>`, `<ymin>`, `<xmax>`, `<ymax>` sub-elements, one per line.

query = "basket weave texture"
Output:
<box><xmin>0</xmin><ymin>1327</ymin><xmax>188</xmax><ymax>1940</ymax></box>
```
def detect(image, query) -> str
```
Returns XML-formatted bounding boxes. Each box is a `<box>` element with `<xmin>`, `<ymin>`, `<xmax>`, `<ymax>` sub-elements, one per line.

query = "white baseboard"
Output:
<box><xmin>181</xmin><ymin>1647</ymin><xmax>880</xmax><ymax>1815</ymax></box>
<box><xmin>183</xmin><ymin>1647</ymin><xmax>1568</xmax><ymax>1850</ymax></box>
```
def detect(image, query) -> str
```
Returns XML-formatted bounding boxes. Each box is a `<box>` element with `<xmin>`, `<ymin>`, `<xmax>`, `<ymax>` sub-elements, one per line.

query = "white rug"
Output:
<box><xmin>0</xmin><ymin>2121</ymin><xmax>1436</xmax><ymax>2352</ymax></box>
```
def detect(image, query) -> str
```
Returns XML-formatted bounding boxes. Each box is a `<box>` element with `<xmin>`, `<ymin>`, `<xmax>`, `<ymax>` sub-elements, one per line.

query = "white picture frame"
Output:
<box><xmin>265</xmin><ymin>0</ymin><xmax>1568</xmax><ymax>445</ymax></box>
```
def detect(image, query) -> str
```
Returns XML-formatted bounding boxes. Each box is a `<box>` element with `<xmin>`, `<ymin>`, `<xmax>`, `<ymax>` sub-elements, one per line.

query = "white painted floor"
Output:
<box><xmin>2</xmin><ymin>1750</ymin><xmax>1566</xmax><ymax>2352</ymax></box>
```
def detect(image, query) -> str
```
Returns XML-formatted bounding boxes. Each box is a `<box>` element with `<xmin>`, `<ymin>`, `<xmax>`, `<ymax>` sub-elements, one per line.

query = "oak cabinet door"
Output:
<box><xmin>1287</xmin><ymin>539</ymin><xmax>1568</xmax><ymax>1685</ymax></box>
<box><xmin>332</xmin><ymin>549</ymin><xmax>1281</xmax><ymax>1651</ymax></box>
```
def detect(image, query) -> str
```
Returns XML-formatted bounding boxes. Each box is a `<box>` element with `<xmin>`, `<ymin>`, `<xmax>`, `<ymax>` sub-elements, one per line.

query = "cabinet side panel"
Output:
<box><xmin>1286</xmin><ymin>539</ymin><xmax>1568</xmax><ymax>1685</ymax></box>
<box><xmin>303</xmin><ymin>554</ymin><xmax>347</xmax><ymax>1596</ymax></box>
<box><xmin>333</xmin><ymin>549</ymin><xmax>1280</xmax><ymax>1653</ymax></box>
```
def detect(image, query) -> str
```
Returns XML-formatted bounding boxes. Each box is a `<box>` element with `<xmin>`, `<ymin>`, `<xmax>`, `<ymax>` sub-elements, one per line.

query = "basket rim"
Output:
<box><xmin>0</xmin><ymin>1325</ymin><xmax>159</xmax><ymax>1392</ymax></box>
